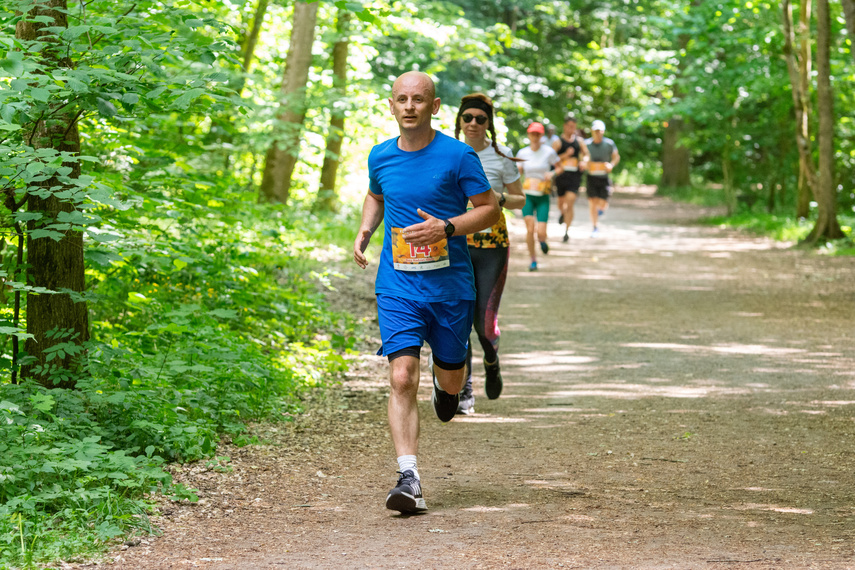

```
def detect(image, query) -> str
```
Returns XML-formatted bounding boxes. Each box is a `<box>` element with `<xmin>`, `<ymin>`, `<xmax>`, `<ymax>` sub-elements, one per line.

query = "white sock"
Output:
<box><xmin>397</xmin><ymin>455</ymin><xmax>419</xmax><ymax>480</ymax></box>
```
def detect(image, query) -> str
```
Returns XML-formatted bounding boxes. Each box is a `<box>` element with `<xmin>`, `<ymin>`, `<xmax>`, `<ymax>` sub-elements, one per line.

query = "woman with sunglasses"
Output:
<box><xmin>453</xmin><ymin>93</ymin><xmax>526</xmax><ymax>415</ymax></box>
<box><xmin>517</xmin><ymin>122</ymin><xmax>561</xmax><ymax>271</ymax></box>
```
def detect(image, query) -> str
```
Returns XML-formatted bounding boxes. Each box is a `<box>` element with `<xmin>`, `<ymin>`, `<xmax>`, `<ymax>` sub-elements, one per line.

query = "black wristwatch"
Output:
<box><xmin>443</xmin><ymin>219</ymin><xmax>455</xmax><ymax>238</ymax></box>
<box><xmin>499</xmin><ymin>193</ymin><xmax>507</xmax><ymax>207</ymax></box>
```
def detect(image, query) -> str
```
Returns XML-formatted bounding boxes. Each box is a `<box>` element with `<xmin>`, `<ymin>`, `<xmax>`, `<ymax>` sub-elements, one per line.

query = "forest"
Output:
<box><xmin>0</xmin><ymin>0</ymin><xmax>853</xmax><ymax>566</ymax></box>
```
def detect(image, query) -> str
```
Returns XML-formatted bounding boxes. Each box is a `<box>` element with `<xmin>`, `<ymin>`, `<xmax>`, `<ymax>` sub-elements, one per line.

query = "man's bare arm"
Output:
<box><xmin>353</xmin><ymin>191</ymin><xmax>384</xmax><ymax>269</ymax></box>
<box><xmin>401</xmin><ymin>189</ymin><xmax>500</xmax><ymax>247</ymax></box>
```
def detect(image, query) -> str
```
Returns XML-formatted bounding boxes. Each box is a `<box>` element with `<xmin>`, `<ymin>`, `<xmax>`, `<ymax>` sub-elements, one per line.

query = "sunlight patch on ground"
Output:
<box><xmin>733</xmin><ymin>504</ymin><xmax>814</xmax><ymax>515</ymax></box>
<box><xmin>622</xmin><ymin>342</ymin><xmax>807</xmax><ymax>357</ymax></box>
<box><xmin>549</xmin><ymin>383</ymin><xmax>752</xmax><ymax>399</ymax></box>
<box><xmin>461</xmin><ymin>506</ymin><xmax>505</xmax><ymax>512</ymax></box>
<box><xmin>504</xmin><ymin>352</ymin><xmax>597</xmax><ymax>366</ymax></box>
<box><xmin>809</xmin><ymin>400</ymin><xmax>855</xmax><ymax>407</ymax></box>
<box><xmin>751</xmin><ymin>407</ymin><xmax>789</xmax><ymax>415</ymax></box>
<box><xmin>453</xmin><ymin>416</ymin><xmax>529</xmax><ymax>423</ymax></box>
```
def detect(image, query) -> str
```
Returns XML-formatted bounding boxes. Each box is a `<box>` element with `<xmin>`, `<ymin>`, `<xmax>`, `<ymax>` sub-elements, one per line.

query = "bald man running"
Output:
<box><xmin>354</xmin><ymin>71</ymin><xmax>499</xmax><ymax>513</ymax></box>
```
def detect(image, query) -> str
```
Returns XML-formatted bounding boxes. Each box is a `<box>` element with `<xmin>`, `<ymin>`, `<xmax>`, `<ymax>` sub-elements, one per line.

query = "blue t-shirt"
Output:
<box><xmin>369</xmin><ymin>131</ymin><xmax>490</xmax><ymax>302</ymax></box>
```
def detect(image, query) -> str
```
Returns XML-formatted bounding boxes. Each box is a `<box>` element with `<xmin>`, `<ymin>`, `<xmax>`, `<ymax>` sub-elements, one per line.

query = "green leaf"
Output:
<box><xmin>208</xmin><ymin>309</ymin><xmax>238</xmax><ymax>319</ymax></box>
<box><xmin>26</xmin><ymin>161</ymin><xmax>45</xmax><ymax>175</ymax></box>
<box><xmin>127</xmin><ymin>292</ymin><xmax>149</xmax><ymax>304</ymax></box>
<box><xmin>96</xmin><ymin>97</ymin><xmax>118</xmax><ymax>117</ymax></box>
<box><xmin>30</xmin><ymin>229</ymin><xmax>65</xmax><ymax>241</ymax></box>
<box><xmin>63</xmin><ymin>25</ymin><xmax>91</xmax><ymax>40</ymax></box>
<box><xmin>67</xmin><ymin>78</ymin><xmax>87</xmax><ymax>92</ymax></box>
<box><xmin>89</xmin><ymin>232</ymin><xmax>121</xmax><ymax>243</ymax></box>
<box><xmin>145</xmin><ymin>86</ymin><xmax>168</xmax><ymax>99</ymax></box>
<box><xmin>0</xmin><ymin>327</ymin><xmax>35</xmax><ymax>341</ymax></box>
<box><xmin>0</xmin><ymin>104</ymin><xmax>15</xmax><ymax>122</ymax></box>
<box><xmin>0</xmin><ymin>52</ymin><xmax>23</xmax><ymax>77</ymax></box>
<box><xmin>171</xmin><ymin>88</ymin><xmax>206</xmax><ymax>109</ymax></box>
<box><xmin>30</xmin><ymin>87</ymin><xmax>50</xmax><ymax>102</ymax></box>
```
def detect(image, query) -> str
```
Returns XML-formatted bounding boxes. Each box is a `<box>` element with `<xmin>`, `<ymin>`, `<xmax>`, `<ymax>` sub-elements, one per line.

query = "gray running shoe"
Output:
<box><xmin>484</xmin><ymin>357</ymin><xmax>503</xmax><ymax>400</ymax></box>
<box><xmin>385</xmin><ymin>470</ymin><xmax>427</xmax><ymax>513</ymax></box>
<box><xmin>457</xmin><ymin>377</ymin><xmax>474</xmax><ymax>415</ymax></box>
<box><xmin>429</xmin><ymin>354</ymin><xmax>458</xmax><ymax>422</ymax></box>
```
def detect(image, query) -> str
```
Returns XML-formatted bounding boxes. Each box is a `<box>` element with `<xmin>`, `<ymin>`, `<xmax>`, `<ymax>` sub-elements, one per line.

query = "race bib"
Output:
<box><xmin>561</xmin><ymin>157</ymin><xmax>579</xmax><ymax>172</ymax></box>
<box><xmin>524</xmin><ymin>177</ymin><xmax>552</xmax><ymax>194</ymax></box>
<box><xmin>588</xmin><ymin>161</ymin><xmax>608</xmax><ymax>176</ymax></box>
<box><xmin>391</xmin><ymin>227</ymin><xmax>449</xmax><ymax>271</ymax></box>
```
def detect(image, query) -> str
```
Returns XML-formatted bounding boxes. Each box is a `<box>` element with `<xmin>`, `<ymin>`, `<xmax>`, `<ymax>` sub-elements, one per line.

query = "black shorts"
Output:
<box><xmin>586</xmin><ymin>175</ymin><xmax>611</xmax><ymax>200</ymax></box>
<box><xmin>555</xmin><ymin>171</ymin><xmax>582</xmax><ymax>197</ymax></box>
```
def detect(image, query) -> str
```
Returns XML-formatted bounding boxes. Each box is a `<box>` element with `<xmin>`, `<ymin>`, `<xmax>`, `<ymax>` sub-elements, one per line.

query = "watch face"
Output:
<box><xmin>445</xmin><ymin>221</ymin><xmax>455</xmax><ymax>237</ymax></box>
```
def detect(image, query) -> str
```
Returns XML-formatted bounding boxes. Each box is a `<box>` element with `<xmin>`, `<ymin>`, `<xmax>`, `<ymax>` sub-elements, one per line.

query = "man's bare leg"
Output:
<box><xmin>564</xmin><ymin>194</ymin><xmax>577</xmax><ymax>238</ymax></box>
<box><xmin>388</xmin><ymin>355</ymin><xmax>420</xmax><ymax>456</ymax></box>
<box><xmin>433</xmin><ymin>363</ymin><xmax>466</xmax><ymax>395</ymax></box>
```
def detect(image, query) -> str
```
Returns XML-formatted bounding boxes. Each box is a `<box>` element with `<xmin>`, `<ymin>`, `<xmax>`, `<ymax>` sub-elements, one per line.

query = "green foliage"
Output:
<box><xmin>706</xmin><ymin>210</ymin><xmax>854</xmax><ymax>250</ymax></box>
<box><xmin>656</xmin><ymin>184</ymin><xmax>728</xmax><ymax>208</ymax></box>
<box><xmin>0</xmin><ymin>198</ymin><xmax>361</xmax><ymax>566</ymax></box>
<box><xmin>0</xmin><ymin>1</ymin><xmax>362</xmax><ymax>566</ymax></box>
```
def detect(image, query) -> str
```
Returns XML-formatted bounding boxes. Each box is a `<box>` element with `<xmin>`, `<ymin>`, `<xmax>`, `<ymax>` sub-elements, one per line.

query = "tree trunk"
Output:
<box><xmin>661</xmin><ymin>21</ymin><xmax>693</xmax><ymax>190</ymax></box>
<box><xmin>243</xmin><ymin>0</ymin><xmax>269</xmax><ymax>77</ymax></box>
<box><xmin>660</xmin><ymin>117</ymin><xmax>690</xmax><ymax>188</ymax></box>
<box><xmin>314</xmin><ymin>10</ymin><xmax>352</xmax><ymax>213</ymax></box>
<box><xmin>16</xmin><ymin>1</ymin><xmax>89</xmax><ymax>388</ymax></box>
<box><xmin>258</xmin><ymin>1</ymin><xmax>319</xmax><ymax>204</ymax></box>
<box><xmin>805</xmin><ymin>0</ymin><xmax>844</xmax><ymax>242</ymax></box>
<box><xmin>843</xmin><ymin>0</ymin><xmax>855</xmax><ymax>61</ymax></box>
<box><xmin>722</xmin><ymin>145</ymin><xmax>736</xmax><ymax>216</ymax></box>
<box><xmin>783</xmin><ymin>0</ymin><xmax>817</xmax><ymax>219</ymax></box>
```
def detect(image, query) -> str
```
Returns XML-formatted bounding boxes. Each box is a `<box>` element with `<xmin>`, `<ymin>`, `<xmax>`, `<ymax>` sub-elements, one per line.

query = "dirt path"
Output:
<box><xmin>96</xmin><ymin>188</ymin><xmax>855</xmax><ymax>569</ymax></box>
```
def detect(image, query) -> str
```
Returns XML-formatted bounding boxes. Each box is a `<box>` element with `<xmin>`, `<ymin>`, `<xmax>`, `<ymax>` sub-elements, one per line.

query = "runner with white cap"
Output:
<box><xmin>584</xmin><ymin>120</ymin><xmax>620</xmax><ymax>237</ymax></box>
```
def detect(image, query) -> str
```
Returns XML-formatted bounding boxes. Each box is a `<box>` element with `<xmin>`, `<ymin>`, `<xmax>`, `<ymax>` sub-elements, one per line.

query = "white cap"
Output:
<box><xmin>591</xmin><ymin>120</ymin><xmax>606</xmax><ymax>132</ymax></box>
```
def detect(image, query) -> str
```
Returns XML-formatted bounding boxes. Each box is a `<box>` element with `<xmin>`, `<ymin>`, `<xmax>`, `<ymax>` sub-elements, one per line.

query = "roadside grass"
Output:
<box><xmin>655</xmin><ymin>185</ymin><xmax>855</xmax><ymax>256</ymax></box>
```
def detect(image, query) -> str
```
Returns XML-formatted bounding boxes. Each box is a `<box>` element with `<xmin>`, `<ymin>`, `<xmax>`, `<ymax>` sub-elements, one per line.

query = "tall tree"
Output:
<box><xmin>661</xmin><ymin>3</ymin><xmax>696</xmax><ymax>189</ymax></box>
<box><xmin>806</xmin><ymin>0</ymin><xmax>844</xmax><ymax>242</ymax></box>
<box><xmin>16</xmin><ymin>0</ymin><xmax>88</xmax><ymax>388</ymax></box>
<box><xmin>259</xmin><ymin>0</ymin><xmax>319</xmax><ymax>204</ymax></box>
<box><xmin>660</xmin><ymin>118</ymin><xmax>690</xmax><ymax>188</ymax></box>
<box><xmin>314</xmin><ymin>10</ymin><xmax>352</xmax><ymax>213</ymax></box>
<box><xmin>243</xmin><ymin>0</ymin><xmax>270</xmax><ymax>79</ymax></box>
<box><xmin>783</xmin><ymin>0</ymin><xmax>817</xmax><ymax>219</ymax></box>
<box><xmin>843</xmin><ymin>0</ymin><xmax>855</xmax><ymax>60</ymax></box>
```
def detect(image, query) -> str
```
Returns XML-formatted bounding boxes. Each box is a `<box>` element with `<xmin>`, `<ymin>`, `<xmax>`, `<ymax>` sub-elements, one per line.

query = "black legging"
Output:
<box><xmin>466</xmin><ymin>246</ymin><xmax>509</xmax><ymax>377</ymax></box>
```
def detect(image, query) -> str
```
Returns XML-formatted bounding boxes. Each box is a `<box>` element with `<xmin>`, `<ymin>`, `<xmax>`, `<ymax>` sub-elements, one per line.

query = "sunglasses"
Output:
<box><xmin>461</xmin><ymin>113</ymin><xmax>488</xmax><ymax>125</ymax></box>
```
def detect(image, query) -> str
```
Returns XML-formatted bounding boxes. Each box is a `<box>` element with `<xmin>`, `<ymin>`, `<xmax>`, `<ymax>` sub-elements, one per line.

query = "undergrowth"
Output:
<box><xmin>0</xmin><ymin>189</ymin><xmax>362</xmax><ymax>568</ymax></box>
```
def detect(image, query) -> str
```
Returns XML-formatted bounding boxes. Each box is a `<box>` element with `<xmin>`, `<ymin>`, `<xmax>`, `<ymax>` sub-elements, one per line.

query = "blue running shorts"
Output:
<box><xmin>376</xmin><ymin>294</ymin><xmax>474</xmax><ymax>367</ymax></box>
